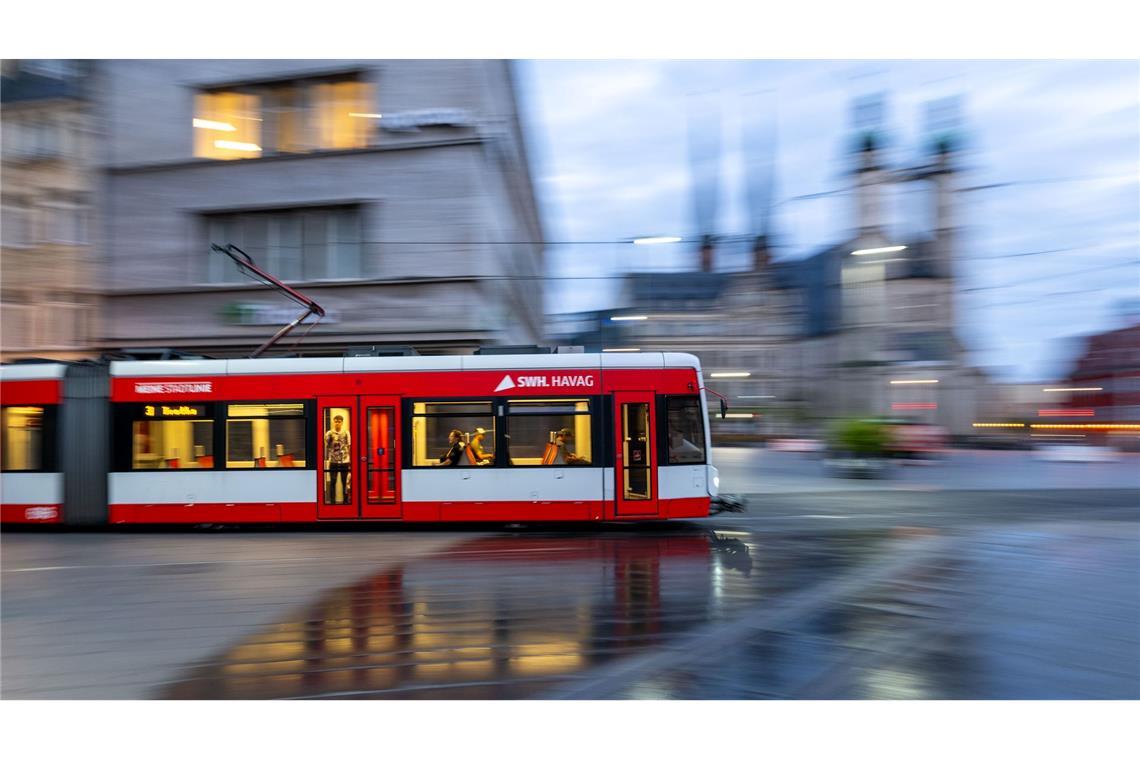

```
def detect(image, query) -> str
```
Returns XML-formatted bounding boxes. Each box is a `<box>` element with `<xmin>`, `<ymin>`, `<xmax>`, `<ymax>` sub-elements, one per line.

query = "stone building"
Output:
<box><xmin>1</xmin><ymin>60</ymin><xmax>100</xmax><ymax>362</ymax></box>
<box><xmin>92</xmin><ymin>59</ymin><xmax>544</xmax><ymax>356</ymax></box>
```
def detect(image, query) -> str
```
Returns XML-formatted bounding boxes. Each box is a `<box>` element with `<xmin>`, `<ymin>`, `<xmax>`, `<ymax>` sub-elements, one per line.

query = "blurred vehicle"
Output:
<box><xmin>884</xmin><ymin>419</ymin><xmax>948</xmax><ymax>462</ymax></box>
<box><xmin>1033</xmin><ymin>444</ymin><xmax>1120</xmax><ymax>463</ymax></box>
<box><xmin>823</xmin><ymin>455</ymin><xmax>892</xmax><ymax>479</ymax></box>
<box><xmin>824</xmin><ymin>418</ymin><xmax>893</xmax><ymax>478</ymax></box>
<box><xmin>769</xmin><ymin>438</ymin><xmax>825</xmax><ymax>454</ymax></box>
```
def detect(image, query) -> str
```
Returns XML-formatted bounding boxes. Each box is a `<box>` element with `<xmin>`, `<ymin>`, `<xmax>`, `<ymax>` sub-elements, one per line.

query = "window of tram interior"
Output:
<box><xmin>193</xmin><ymin>75</ymin><xmax>374</xmax><ymax>160</ymax></box>
<box><xmin>1</xmin><ymin>406</ymin><xmax>50</xmax><ymax>472</ymax></box>
<box><xmin>664</xmin><ymin>396</ymin><xmax>707</xmax><ymax>464</ymax></box>
<box><xmin>505</xmin><ymin>399</ymin><xmax>592</xmax><ymax>466</ymax></box>
<box><xmin>131</xmin><ymin>405</ymin><xmax>214</xmax><ymax>470</ymax></box>
<box><xmin>226</xmin><ymin>403</ymin><xmax>307</xmax><ymax>468</ymax></box>
<box><xmin>409</xmin><ymin>401</ymin><xmax>495</xmax><ymax>467</ymax></box>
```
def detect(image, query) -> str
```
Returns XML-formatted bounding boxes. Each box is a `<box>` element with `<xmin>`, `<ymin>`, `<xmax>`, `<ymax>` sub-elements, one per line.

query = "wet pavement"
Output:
<box><xmin>2</xmin><ymin>490</ymin><xmax>1138</xmax><ymax>700</ymax></box>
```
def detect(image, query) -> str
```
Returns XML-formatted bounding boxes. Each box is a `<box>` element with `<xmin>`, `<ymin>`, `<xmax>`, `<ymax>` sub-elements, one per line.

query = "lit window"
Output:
<box><xmin>506</xmin><ymin>399</ymin><xmax>592</xmax><ymax>466</ymax></box>
<box><xmin>193</xmin><ymin>76</ymin><xmax>374</xmax><ymax>160</ymax></box>
<box><xmin>226</xmin><ymin>403</ymin><xmax>307</xmax><ymax>468</ymax></box>
<box><xmin>409</xmin><ymin>401</ymin><xmax>495</xmax><ymax>467</ymax></box>
<box><xmin>665</xmin><ymin>396</ymin><xmax>706</xmax><ymax>464</ymax></box>
<box><xmin>2</xmin><ymin>406</ymin><xmax>46</xmax><ymax>471</ymax></box>
<box><xmin>131</xmin><ymin>405</ymin><xmax>214</xmax><ymax>469</ymax></box>
<box><xmin>193</xmin><ymin>91</ymin><xmax>262</xmax><ymax>160</ymax></box>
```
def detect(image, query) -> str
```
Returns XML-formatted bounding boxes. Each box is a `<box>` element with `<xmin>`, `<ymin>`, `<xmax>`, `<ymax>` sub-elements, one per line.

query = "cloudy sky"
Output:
<box><xmin>513</xmin><ymin>60</ymin><xmax>1139</xmax><ymax>382</ymax></box>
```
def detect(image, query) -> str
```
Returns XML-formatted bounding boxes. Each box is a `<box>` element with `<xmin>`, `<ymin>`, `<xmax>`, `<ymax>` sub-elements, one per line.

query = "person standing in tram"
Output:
<box><xmin>325</xmin><ymin>414</ymin><xmax>351</xmax><ymax>503</ymax></box>
<box><xmin>436</xmin><ymin>429</ymin><xmax>466</xmax><ymax>466</ymax></box>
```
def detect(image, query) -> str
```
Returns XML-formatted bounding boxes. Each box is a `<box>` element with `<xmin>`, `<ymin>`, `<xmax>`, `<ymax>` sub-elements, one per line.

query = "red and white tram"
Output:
<box><xmin>1</xmin><ymin>353</ymin><xmax>719</xmax><ymax>525</ymax></box>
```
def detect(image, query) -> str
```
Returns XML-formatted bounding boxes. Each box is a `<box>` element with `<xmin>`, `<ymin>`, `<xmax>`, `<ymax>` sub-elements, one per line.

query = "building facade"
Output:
<box><xmin>1</xmin><ymin>60</ymin><xmax>100</xmax><ymax>362</ymax></box>
<box><xmin>94</xmin><ymin>59</ymin><xmax>544</xmax><ymax>356</ymax></box>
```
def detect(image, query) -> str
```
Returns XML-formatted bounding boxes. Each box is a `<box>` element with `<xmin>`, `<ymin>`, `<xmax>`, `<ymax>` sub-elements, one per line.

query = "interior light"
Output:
<box><xmin>214</xmin><ymin>140</ymin><xmax>262</xmax><ymax>152</ymax></box>
<box><xmin>851</xmin><ymin>245</ymin><xmax>907</xmax><ymax>256</ymax></box>
<box><xmin>193</xmin><ymin>118</ymin><xmax>237</xmax><ymax>131</ymax></box>
<box><xmin>724</xmin><ymin>413</ymin><xmax>755</xmax><ymax>419</ymax></box>
<box><xmin>632</xmin><ymin>236</ymin><xmax>683</xmax><ymax>245</ymax></box>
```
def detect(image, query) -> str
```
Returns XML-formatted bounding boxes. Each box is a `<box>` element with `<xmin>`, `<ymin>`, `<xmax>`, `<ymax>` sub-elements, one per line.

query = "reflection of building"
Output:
<box><xmin>1</xmin><ymin>60</ymin><xmax>100</xmax><ymax>361</ymax></box>
<box><xmin>95</xmin><ymin>60</ymin><xmax>544</xmax><ymax>356</ymax></box>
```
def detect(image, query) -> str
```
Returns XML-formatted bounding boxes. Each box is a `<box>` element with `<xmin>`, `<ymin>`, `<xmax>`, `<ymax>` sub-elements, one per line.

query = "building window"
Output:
<box><xmin>193</xmin><ymin>75</ymin><xmax>374</xmax><ymax>160</ymax></box>
<box><xmin>205</xmin><ymin>205</ymin><xmax>361</xmax><ymax>283</ymax></box>
<box><xmin>1</xmin><ymin>200</ymin><xmax>31</xmax><ymax>246</ymax></box>
<box><xmin>409</xmin><ymin>401</ymin><xmax>495</xmax><ymax>467</ymax></box>
<box><xmin>225</xmin><ymin>403</ymin><xmax>307</xmax><ymax>468</ymax></box>
<box><xmin>506</xmin><ymin>399</ymin><xmax>592</xmax><ymax>466</ymax></box>
<box><xmin>2</xmin><ymin>406</ymin><xmax>46</xmax><ymax>471</ymax></box>
<box><xmin>131</xmin><ymin>405</ymin><xmax>214</xmax><ymax>469</ymax></box>
<box><xmin>664</xmin><ymin>396</ymin><xmax>706</xmax><ymax>464</ymax></box>
<box><xmin>42</xmin><ymin>194</ymin><xmax>88</xmax><ymax>244</ymax></box>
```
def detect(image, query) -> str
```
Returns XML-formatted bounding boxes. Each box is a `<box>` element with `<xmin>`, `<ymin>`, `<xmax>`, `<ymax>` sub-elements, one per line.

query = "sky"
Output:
<box><xmin>513</xmin><ymin>60</ymin><xmax>1139</xmax><ymax>383</ymax></box>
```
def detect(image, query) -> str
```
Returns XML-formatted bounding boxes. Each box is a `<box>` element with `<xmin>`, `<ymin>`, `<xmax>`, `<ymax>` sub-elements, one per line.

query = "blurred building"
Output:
<box><xmin>1</xmin><ymin>60</ymin><xmax>100</xmax><ymax>361</ymax></box>
<box><xmin>93</xmin><ymin>60</ymin><xmax>543</xmax><ymax>356</ymax></box>
<box><xmin>1059</xmin><ymin>322</ymin><xmax>1140</xmax><ymax>424</ymax></box>
<box><xmin>558</xmin><ymin>94</ymin><xmax>989</xmax><ymax>437</ymax></box>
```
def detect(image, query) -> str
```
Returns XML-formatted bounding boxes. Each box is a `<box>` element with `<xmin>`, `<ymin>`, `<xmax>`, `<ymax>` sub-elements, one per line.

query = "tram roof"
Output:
<box><xmin>107</xmin><ymin>352</ymin><xmax>702</xmax><ymax>377</ymax></box>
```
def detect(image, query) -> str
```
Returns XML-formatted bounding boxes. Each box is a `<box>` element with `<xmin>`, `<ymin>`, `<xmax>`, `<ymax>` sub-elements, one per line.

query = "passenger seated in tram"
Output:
<box><xmin>436</xmin><ymin>429</ymin><xmax>466</xmax><ymax>466</ymax></box>
<box><xmin>552</xmin><ymin>428</ymin><xmax>589</xmax><ymax>465</ymax></box>
<box><xmin>466</xmin><ymin>427</ymin><xmax>493</xmax><ymax>465</ymax></box>
<box><xmin>668</xmin><ymin>429</ymin><xmax>703</xmax><ymax>463</ymax></box>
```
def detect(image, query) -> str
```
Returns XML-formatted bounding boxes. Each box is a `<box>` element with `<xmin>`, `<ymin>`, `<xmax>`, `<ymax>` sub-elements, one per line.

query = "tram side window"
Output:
<box><xmin>132</xmin><ymin>405</ymin><xmax>214</xmax><ymax>469</ymax></box>
<box><xmin>665</xmin><ymin>396</ymin><xmax>706</xmax><ymax>464</ymax></box>
<box><xmin>409</xmin><ymin>401</ymin><xmax>495</xmax><ymax>467</ymax></box>
<box><xmin>226</xmin><ymin>403</ymin><xmax>307</xmax><ymax>468</ymax></box>
<box><xmin>2</xmin><ymin>406</ymin><xmax>45</xmax><ymax>471</ymax></box>
<box><xmin>506</xmin><ymin>399</ymin><xmax>592</xmax><ymax>466</ymax></box>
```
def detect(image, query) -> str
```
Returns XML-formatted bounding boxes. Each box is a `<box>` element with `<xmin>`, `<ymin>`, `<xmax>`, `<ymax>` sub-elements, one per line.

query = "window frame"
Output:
<box><xmin>223</xmin><ymin>400</ymin><xmax>314</xmax><ymax>471</ymax></box>
<box><xmin>403</xmin><ymin>398</ymin><xmax>500</xmax><ymax>470</ymax></box>
<box><xmin>502</xmin><ymin>396</ymin><xmax>600</xmax><ymax>468</ymax></box>
<box><xmin>658</xmin><ymin>394</ymin><xmax>708</xmax><ymax>466</ymax></box>
<box><xmin>0</xmin><ymin>404</ymin><xmax>58</xmax><ymax>473</ymax></box>
<box><xmin>116</xmin><ymin>402</ymin><xmax>219</xmax><ymax>472</ymax></box>
<box><xmin>402</xmin><ymin>396</ymin><xmax>606</xmax><ymax>470</ymax></box>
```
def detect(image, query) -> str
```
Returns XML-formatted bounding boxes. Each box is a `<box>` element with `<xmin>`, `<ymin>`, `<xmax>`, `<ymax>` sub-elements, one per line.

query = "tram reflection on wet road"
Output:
<box><xmin>160</xmin><ymin>528</ymin><xmax>887</xmax><ymax>699</ymax></box>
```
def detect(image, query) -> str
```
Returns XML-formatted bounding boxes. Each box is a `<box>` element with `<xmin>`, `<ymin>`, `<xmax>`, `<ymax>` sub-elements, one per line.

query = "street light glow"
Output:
<box><xmin>348</xmin><ymin>113</ymin><xmax>383</xmax><ymax>119</ymax></box>
<box><xmin>738</xmin><ymin>395</ymin><xmax>774</xmax><ymax>399</ymax></box>
<box><xmin>1042</xmin><ymin>387</ymin><xmax>1103</xmax><ymax>392</ymax></box>
<box><xmin>602</xmin><ymin>348</ymin><xmax>641</xmax><ymax>352</ymax></box>
<box><xmin>710</xmin><ymin>372</ymin><xmax>751</xmax><ymax>378</ymax></box>
<box><xmin>610</xmin><ymin>315</ymin><xmax>648</xmax><ymax>321</ymax></box>
<box><xmin>890</xmin><ymin>379</ymin><xmax>939</xmax><ymax>385</ymax></box>
<box><xmin>851</xmin><ymin>245</ymin><xmax>907</xmax><ymax>256</ymax></box>
<box><xmin>632</xmin><ymin>236</ymin><xmax>683</xmax><ymax>245</ymax></box>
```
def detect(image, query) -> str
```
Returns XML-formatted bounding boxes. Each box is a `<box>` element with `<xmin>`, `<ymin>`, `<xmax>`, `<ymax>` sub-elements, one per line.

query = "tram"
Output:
<box><xmin>0</xmin><ymin>353</ymin><xmax>719</xmax><ymax>525</ymax></box>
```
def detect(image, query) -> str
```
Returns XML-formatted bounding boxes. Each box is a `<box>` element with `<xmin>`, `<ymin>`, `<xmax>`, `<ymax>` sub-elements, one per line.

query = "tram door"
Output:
<box><xmin>317</xmin><ymin>396</ymin><xmax>401</xmax><ymax>519</ymax></box>
<box><xmin>613</xmin><ymin>391</ymin><xmax>659</xmax><ymax>517</ymax></box>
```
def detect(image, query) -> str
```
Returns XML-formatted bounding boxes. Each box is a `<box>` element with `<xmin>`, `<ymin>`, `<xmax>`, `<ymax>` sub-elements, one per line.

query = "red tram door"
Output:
<box><xmin>613</xmin><ymin>391</ymin><xmax>659</xmax><ymax>518</ymax></box>
<box><xmin>317</xmin><ymin>396</ymin><xmax>401</xmax><ymax>519</ymax></box>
